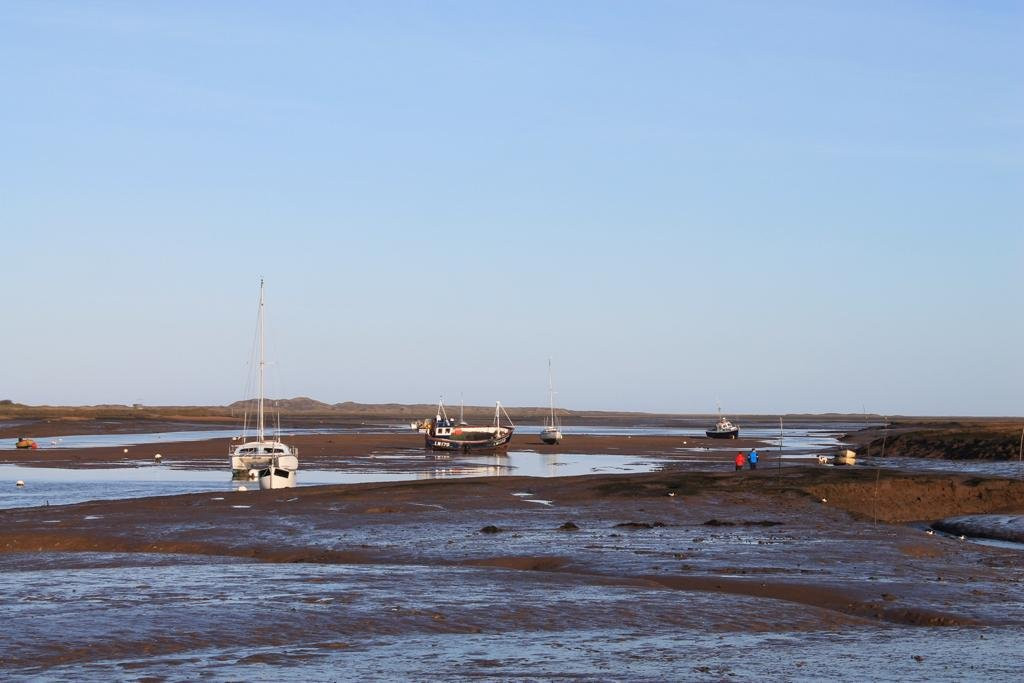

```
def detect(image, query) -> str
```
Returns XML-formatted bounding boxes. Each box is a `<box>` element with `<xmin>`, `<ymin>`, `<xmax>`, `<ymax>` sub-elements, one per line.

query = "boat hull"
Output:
<box><xmin>425</xmin><ymin>428</ymin><xmax>514</xmax><ymax>452</ymax></box>
<box><xmin>833</xmin><ymin>449</ymin><xmax>857</xmax><ymax>466</ymax></box>
<box><xmin>706</xmin><ymin>429</ymin><xmax>739</xmax><ymax>439</ymax></box>
<box><xmin>540</xmin><ymin>428</ymin><xmax>562</xmax><ymax>445</ymax></box>
<box><xmin>258</xmin><ymin>466</ymin><xmax>297</xmax><ymax>489</ymax></box>
<box><xmin>230</xmin><ymin>443</ymin><xmax>298</xmax><ymax>477</ymax></box>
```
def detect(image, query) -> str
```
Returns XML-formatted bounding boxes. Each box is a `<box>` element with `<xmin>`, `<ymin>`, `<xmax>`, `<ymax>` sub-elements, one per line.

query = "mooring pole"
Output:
<box><xmin>1018</xmin><ymin>425</ymin><xmax>1023</xmax><ymax>479</ymax></box>
<box><xmin>777</xmin><ymin>416</ymin><xmax>783</xmax><ymax>483</ymax></box>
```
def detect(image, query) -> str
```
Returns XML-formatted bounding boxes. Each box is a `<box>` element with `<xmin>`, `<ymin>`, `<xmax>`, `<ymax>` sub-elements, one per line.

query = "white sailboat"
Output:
<box><xmin>228</xmin><ymin>280</ymin><xmax>298</xmax><ymax>489</ymax></box>
<box><xmin>540</xmin><ymin>359</ymin><xmax>563</xmax><ymax>445</ymax></box>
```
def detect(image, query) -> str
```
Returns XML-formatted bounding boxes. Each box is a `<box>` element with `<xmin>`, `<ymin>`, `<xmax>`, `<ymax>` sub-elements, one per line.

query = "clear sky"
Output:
<box><xmin>2</xmin><ymin>1</ymin><xmax>1021</xmax><ymax>415</ymax></box>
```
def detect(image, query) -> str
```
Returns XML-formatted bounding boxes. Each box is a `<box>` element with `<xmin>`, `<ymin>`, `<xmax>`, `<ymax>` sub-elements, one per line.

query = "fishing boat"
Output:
<box><xmin>424</xmin><ymin>400</ymin><xmax>514</xmax><ymax>452</ymax></box>
<box><xmin>228</xmin><ymin>280</ymin><xmax>299</xmax><ymax>488</ymax></box>
<box><xmin>706</xmin><ymin>406</ymin><xmax>740</xmax><ymax>439</ymax></box>
<box><xmin>540</xmin><ymin>359</ymin><xmax>562</xmax><ymax>445</ymax></box>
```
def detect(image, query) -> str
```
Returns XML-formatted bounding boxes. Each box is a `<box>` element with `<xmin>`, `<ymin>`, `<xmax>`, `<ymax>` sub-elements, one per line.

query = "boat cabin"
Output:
<box><xmin>233</xmin><ymin>444</ymin><xmax>290</xmax><ymax>454</ymax></box>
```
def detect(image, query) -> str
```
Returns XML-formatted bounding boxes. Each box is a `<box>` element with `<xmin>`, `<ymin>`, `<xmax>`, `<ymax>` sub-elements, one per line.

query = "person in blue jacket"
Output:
<box><xmin>748</xmin><ymin>448</ymin><xmax>759</xmax><ymax>470</ymax></box>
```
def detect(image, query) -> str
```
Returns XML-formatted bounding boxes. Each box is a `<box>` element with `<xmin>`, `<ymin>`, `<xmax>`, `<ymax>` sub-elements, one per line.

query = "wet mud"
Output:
<box><xmin>933</xmin><ymin>514</ymin><xmax>1024</xmax><ymax>544</ymax></box>
<box><xmin>3</xmin><ymin>467</ymin><xmax>1024</xmax><ymax>679</ymax></box>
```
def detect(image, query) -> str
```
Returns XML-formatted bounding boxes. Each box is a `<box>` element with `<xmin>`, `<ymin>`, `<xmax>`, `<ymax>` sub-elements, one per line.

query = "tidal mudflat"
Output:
<box><xmin>2</xmin><ymin>465</ymin><xmax>1023</xmax><ymax>680</ymax></box>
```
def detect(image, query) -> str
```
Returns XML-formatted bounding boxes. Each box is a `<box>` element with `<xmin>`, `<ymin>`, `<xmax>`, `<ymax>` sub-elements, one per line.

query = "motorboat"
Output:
<box><xmin>258</xmin><ymin>455</ymin><xmax>299</xmax><ymax>489</ymax></box>
<box><xmin>706</xmin><ymin>408</ymin><xmax>740</xmax><ymax>439</ymax></box>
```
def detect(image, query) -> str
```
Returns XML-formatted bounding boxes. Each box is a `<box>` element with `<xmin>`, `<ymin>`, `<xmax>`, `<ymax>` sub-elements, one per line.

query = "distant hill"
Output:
<box><xmin>229</xmin><ymin>396</ymin><xmax>334</xmax><ymax>412</ymax></box>
<box><xmin>2</xmin><ymin>398</ymin><xmax>1017</xmax><ymax>424</ymax></box>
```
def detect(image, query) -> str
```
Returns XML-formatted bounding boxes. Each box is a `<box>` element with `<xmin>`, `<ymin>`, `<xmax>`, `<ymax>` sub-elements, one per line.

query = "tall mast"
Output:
<box><xmin>258</xmin><ymin>279</ymin><xmax>265</xmax><ymax>442</ymax></box>
<box><xmin>548</xmin><ymin>358</ymin><xmax>556</xmax><ymax>427</ymax></box>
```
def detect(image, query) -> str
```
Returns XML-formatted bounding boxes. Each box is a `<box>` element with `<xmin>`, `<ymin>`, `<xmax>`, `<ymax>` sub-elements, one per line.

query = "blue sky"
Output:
<box><xmin>2</xmin><ymin>1</ymin><xmax>1021</xmax><ymax>415</ymax></box>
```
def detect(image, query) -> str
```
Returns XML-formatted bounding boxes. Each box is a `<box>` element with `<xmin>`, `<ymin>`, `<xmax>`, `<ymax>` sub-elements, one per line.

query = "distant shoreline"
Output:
<box><xmin>2</xmin><ymin>399</ymin><xmax>1020</xmax><ymax>424</ymax></box>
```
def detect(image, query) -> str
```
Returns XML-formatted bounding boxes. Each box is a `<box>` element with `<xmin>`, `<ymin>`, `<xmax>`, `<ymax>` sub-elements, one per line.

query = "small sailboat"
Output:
<box><xmin>424</xmin><ymin>399</ymin><xmax>515</xmax><ymax>452</ymax></box>
<box><xmin>706</xmin><ymin>405</ymin><xmax>740</xmax><ymax>439</ymax></box>
<box><xmin>228</xmin><ymin>280</ymin><xmax>298</xmax><ymax>488</ymax></box>
<box><xmin>540</xmin><ymin>359</ymin><xmax>562</xmax><ymax>445</ymax></box>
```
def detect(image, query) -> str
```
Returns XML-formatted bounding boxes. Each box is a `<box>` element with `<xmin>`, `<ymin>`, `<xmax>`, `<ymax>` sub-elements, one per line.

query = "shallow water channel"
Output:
<box><xmin>0</xmin><ymin>422</ymin><xmax>855</xmax><ymax>510</ymax></box>
<box><xmin>2</xmin><ymin>422</ymin><xmax>853</xmax><ymax>451</ymax></box>
<box><xmin>0</xmin><ymin>451</ymin><xmax>668</xmax><ymax>509</ymax></box>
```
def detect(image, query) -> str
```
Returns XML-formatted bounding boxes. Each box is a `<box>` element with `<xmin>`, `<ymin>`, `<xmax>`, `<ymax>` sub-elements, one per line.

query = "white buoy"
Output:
<box><xmin>820</xmin><ymin>498</ymin><xmax>828</xmax><ymax>503</ymax></box>
<box><xmin>123</xmin><ymin>448</ymin><xmax>129</xmax><ymax>454</ymax></box>
<box><xmin>237</xmin><ymin>485</ymin><xmax>248</xmax><ymax>492</ymax></box>
<box><xmin>16</xmin><ymin>480</ymin><xmax>25</xmax><ymax>487</ymax></box>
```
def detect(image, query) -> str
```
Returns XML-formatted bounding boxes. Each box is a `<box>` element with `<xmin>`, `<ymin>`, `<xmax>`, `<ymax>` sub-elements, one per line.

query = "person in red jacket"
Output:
<box><xmin>734</xmin><ymin>451</ymin><xmax>746</xmax><ymax>471</ymax></box>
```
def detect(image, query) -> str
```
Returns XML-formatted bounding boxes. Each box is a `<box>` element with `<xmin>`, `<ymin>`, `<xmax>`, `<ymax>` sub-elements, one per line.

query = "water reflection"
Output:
<box><xmin>0</xmin><ymin>425</ymin><xmax>408</xmax><ymax>450</ymax></box>
<box><xmin>2</xmin><ymin>423</ymin><xmax>859</xmax><ymax>451</ymax></box>
<box><xmin>0</xmin><ymin>451</ymin><xmax>668</xmax><ymax>510</ymax></box>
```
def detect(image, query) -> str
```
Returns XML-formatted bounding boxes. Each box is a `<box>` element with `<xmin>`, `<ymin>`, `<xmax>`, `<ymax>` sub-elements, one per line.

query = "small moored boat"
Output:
<box><xmin>425</xmin><ymin>400</ymin><xmax>514</xmax><ymax>452</ymax></box>
<box><xmin>258</xmin><ymin>453</ymin><xmax>299</xmax><ymax>489</ymax></box>
<box><xmin>833</xmin><ymin>449</ymin><xmax>857</xmax><ymax>466</ymax></box>
<box><xmin>228</xmin><ymin>280</ymin><xmax>298</xmax><ymax>488</ymax></box>
<box><xmin>706</xmin><ymin>407</ymin><xmax>740</xmax><ymax>439</ymax></box>
<box><xmin>540</xmin><ymin>359</ymin><xmax>563</xmax><ymax>445</ymax></box>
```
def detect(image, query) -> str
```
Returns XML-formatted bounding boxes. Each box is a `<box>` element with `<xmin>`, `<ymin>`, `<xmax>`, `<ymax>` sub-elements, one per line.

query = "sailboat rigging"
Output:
<box><xmin>424</xmin><ymin>399</ymin><xmax>515</xmax><ymax>452</ymax></box>
<box><xmin>228</xmin><ymin>280</ymin><xmax>298</xmax><ymax>489</ymax></box>
<box><xmin>540</xmin><ymin>359</ymin><xmax>563</xmax><ymax>445</ymax></box>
